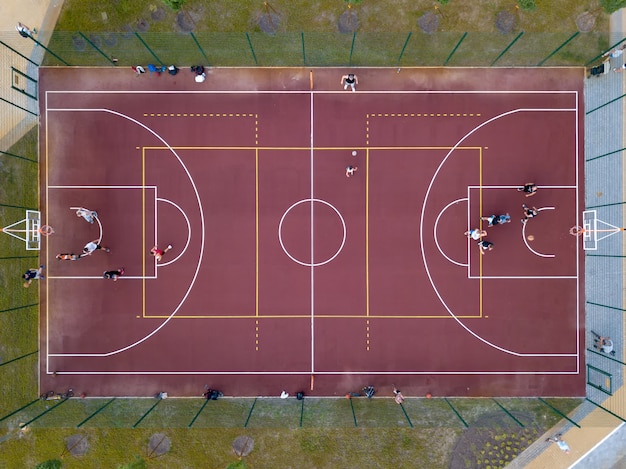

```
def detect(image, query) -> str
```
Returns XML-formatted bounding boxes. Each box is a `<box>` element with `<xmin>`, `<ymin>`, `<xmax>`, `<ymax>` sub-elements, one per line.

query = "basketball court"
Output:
<box><xmin>28</xmin><ymin>67</ymin><xmax>591</xmax><ymax>397</ymax></box>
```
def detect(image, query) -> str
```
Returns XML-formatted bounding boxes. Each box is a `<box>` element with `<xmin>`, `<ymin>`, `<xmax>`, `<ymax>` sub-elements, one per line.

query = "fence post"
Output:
<box><xmin>537</xmin><ymin>32</ymin><xmax>579</xmax><ymax>66</ymax></box>
<box><xmin>0</xmin><ymin>150</ymin><xmax>37</xmax><ymax>164</ymax></box>
<box><xmin>348</xmin><ymin>397</ymin><xmax>358</xmax><ymax>427</ymax></box>
<box><xmin>190</xmin><ymin>32</ymin><xmax>210</xmax><ymax>64</ymax></box>
<box><xmin>0</xmin><ymin>399</ymin><xmax>39</xmax><ymax>423</ymax></box>
<box><xmin>492</xmin><ymin>398</ymin><xmax>524</xmax><ymax>427</ymax></box>
<box><xmin>586</xmin><ymin>94</ymin><xmax>626</xmax><ymax>115</ymax></box>
<box><xmin>301</xmin><ymin>32</ymin><xmax>306</xmax><ymax>66</ymax></box>
<box><xmin>349</xmin><ymin>32</ymin><xmax>356</xmax><ymax>66</ymax></box>
<box><xmin>396</xmin><ymin>32</ymin><xmax>412</xmax><ymax>68</ymax></box>
<box><xmin>444</xmin><ymin>32</ymin><xmax>467</xmax><ymax>66</ymax></box>
<box><xmin>132</xmin><ymin>398</ymin><xmax>162</xmax><ymax>428</ymax></box>
<box><xmin>27</xmin><ymin>36</ymin><xmax>70</xmax><ymax>66</ymax></box>
<box><xmin>0</xmin><ymin>40</ymin><xmax>39</xmax><ymax>66</ymax></box>
<box><xmin>0</xmin><ymin>304</ymin><xmax>38</xmax><ymax>314</ymax></box>
<box><xmin>20</xmin><ymin>398</ymin><xmax>70</xmax><ymax>428</ymax></box>
<box><xmin>78</xmin><ymin>32</ymin><xmax>117</xmax><ymax>65</ymax></box>
<box><xmin>444</xmin><ymin>398</ymin><xmax>469</xmax><ymax>428</ymax></box>
<box><xmin>76</xmin><ymin>398</ymin><xmax>116</xmax><ymax>428</ymax></box>
<box><xmin>491</xmin><ymin>31</ymin><xmax>524</xmax><ymax>66</ymax></box>
<box><xmin>134</xmin><ymin>32</ymin><xmax>164</xmax><ymax>66</ymax></box>
<box><xmin>188</xmin><ymin>399</ymin><xmax>209</xmax><ymax>428</ymax></box>
<box><xmin>244</xmin><ymin>397</ymin><xmax>257</xmax><ymax>427</ymax></box>
<box><xmin>0</xmin><ymin>202</ymin><xmax>38</xmax><ymax>210</ymax></box>
<box><xmin>537</xmin><ymin>398</ymin><xmax>581</xmax><ymax>428</ymax></box>
<box><xmin>0</xmin><ymin>350</ymin><xmax>37</xmax><ymax>368</ymax></box>
<box><xmin>245</xmin><ymin>33</ymin><xmax>258</xmax><ymax>65</ymax></box>
<box><xmin>0</xmin><ymin>96</ymin><xmax>38</xmax><ymax>117</ymax></box>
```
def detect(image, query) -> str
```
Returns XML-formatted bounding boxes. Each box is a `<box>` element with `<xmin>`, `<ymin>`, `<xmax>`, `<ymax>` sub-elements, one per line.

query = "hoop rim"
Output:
<box><xmin>39</xmin><ymin>225</ymin><xmax>55</xmax><ymax>236</ymax></box>
<box><xmin>569</xmin><ymin>225</ymin><xmax>584</xmax><ymax>236</ymax></box>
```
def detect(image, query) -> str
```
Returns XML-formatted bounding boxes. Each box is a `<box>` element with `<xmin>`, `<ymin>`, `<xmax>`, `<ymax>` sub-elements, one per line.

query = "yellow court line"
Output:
<box><xmin>142</xmin><ymin>314</ymin><xmax>484</xmax><ymax>319</ymax></box>
<box><xmin>256</xmin><ymin>146</ymin><xmax>259</xmax><ymax>320</ymax></box>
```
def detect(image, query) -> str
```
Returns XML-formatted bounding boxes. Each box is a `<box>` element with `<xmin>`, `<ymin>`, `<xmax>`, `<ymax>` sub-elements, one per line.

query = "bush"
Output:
<box><xmin>437</xmin><ymin>0</ymin><xmax>450</xmax><ymax>4</ymax></box>
<box><xmin>162</xmin><ymin>0</ymin><xmax>185</xmax><ymax>10</ymax></box>
<box><xmin>117</xmin><ymin>455</ymin><xmax>146</xmax><ymax>469</ymax></box>
<box><xmin>600</xmin><ymin>0</ymin><xmax>626</xmax><ymax>13</ymax></box>
<box><xmin>517</xmin><ymin>0</ymin><xmax>536</xmax><ymax>10</ymax></box>
<box><xmin>34</xmin><ymin>461</ymin><xmax>62</xmax><ymax>469</ymax></box>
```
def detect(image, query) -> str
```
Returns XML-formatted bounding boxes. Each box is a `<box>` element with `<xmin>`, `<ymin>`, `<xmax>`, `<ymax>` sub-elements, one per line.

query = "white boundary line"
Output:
<box><xmin>310</xmin><ymin>85</ymin><xmax>315</xmax><ymax>376</ymax></box>
<box><xmin>48</xmin><ymin>185</ymin><xmax>156</xmax><ymax>189</ymax></box>
<box><xmin>156</xmin><ymin>197</ymin><xmax>192</xmax><ymax>267</ymax></box>
<box><xmin>48</xmin><ymin>276</ymin><xmax>156</xmax><ymax>280</ymax></box>
<box><xmin>521</xmin><ymin>206</ymin><xmax>556</xmax><ymax>258</ymax></box>
<box><xmin>434</xmin><ymin>198</ymin><xmax>469</xmax><ymax>267</ymax></box>
<box><xmin>467</xmin><ymin>275</ymin><xmax>577</xmax><ymax>280</ymax></box>
<box><xmin>48</xmin><ymin>369</ymin><xmax>579</xmax><ymax>375</ymax></box>
<box><xmin>47</xmin><ymin>90</ymin><xmax>579</xmax><ymax>95</ymax></box>
<box><xmin>420</xmin><ymin>107</ymin><xmax>579</xmax><ymax>357</ymax></box>
<box><xmin>45</xmin><ymin>108</ymin><xmax>205</xmax><ymax>360</ymax></box>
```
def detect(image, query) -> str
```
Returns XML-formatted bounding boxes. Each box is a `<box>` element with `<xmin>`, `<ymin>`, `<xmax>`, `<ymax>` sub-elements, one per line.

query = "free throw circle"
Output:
<box><xmin>279</xmin><ymin>198</ymin><xmax>346</xmax><ymax>267</ymax></box>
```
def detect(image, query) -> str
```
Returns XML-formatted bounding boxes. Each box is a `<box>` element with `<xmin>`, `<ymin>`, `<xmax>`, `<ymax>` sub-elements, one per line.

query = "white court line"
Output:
<box><xmin>156</xmin><ymin>197</ymin><xmax>192</xmax><ymax>267</ymax></box>
<box><xmin>522</xmin><ymin>207</ymin><xmax>556</xmax><ymax>258</ymax></box>
<box><xmin>468</xmin><ymin>275</ymin><xmax>577</xmax><ymax>279</ymax></box>
<box><xmin>47</xmin><ymin>90</ymin><xmax>579</xmax><ymax>95</ymax></box>
<box><xmin>420</xmin><ymin>108</ymin><xmax>578</xmax><ymax>357</ymax></box>
<box><xmin>48</xmin><ymin>276</ymin><xmax>157</xmax><ymax>280</ymax></box>
<box><xmin>46</xmin><ymin>369</ymin><xmax>579</xmax><ymax>375</ymax></box>
<box><xmin>46</xmin><ymin>108</ymin><xmax>205</xmax><ymax>359</ymax></box>
<box><xmin>49</xmin><ymin>185</ymin><xmax>157</xmax><ymax>189</ymax></box>
<box><xmin>310</xmin><ymin>86</ymin><xmax>315</xmax><ymax>376</ymax></box>
<box><xmin>434</xmin><ymin>198</ymin><xmax>469</xmax><ymax>267</ymax></box>
<box><xmin>467</xmin><ymin>185</ymin><xmax>576</xmax><ymax>189</ymax></box>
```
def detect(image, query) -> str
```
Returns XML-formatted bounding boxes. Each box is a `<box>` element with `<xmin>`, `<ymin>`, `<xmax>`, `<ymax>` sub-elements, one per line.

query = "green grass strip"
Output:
<box><xmin>492</xmin><ymin>398</ymin><xmax>524</xmax><ymax>427</ymax></box>
<box><xmin>132</xmin><ymin>399</ymin><xmax>161</xmax><ymax>428</ymax></box>
<box><xmin>585</xmin><ymin>398</ymin><xmax>626</xmax><ymax>424</ymax></box>
<box><xmin>348</xmin><ymin>397</ymin><xmax>358</xmax><ymax>427</ymax></box>
<box><xmin>399</xmin><ymin>403</ymin><xmax>413</xmax><ymax>428</ymax></box>
<box><xmin>587</xmin><ymin>301</ymin><xmax>626</xmax><ymax>312</ymax></box>
<box><xmin>537</xmin><ymin>398</ymin><xmax>581</xmax><ymax>428</ymax></box>
<box><xmin>0</xmin><ymin>304</ymin><xmax>38</xmax><ymax>314</ymax></box>
<box><xmin>20</xmin><ymin>398</ymin><xmax>69</xmax><ymax>428</ymax></box>
<box><xmin>0</xmin><ymin>399</ymin><xmax>39</xmax><ymax>423</ymax></box>
<box><xmin>444</xmin><ymin>398</ymin><xmax>468</xmax><ymax>428</ymax></box>
<box><xmin>0</xmin><ymin>350</ymin><xmax>37</xmax><ymax>368</ymax></box>
<box><xmin>537</xmin><ymin>32</ymin><xmax>579</xmax><ymax>66</ymax></box>
<box><xmin>586</xmin><ymin>93</ymin><xmax>626</xmax><ymax>115</ymax></box>
<box><xmin>244</xmin><ymin>397</ymin><xmax>257</xmax><ymax>428</ymax></box>
<box><xmin>188</xmin><ymin>399</ymin><xmax>210</xmax><ymax>428</ymax></box>
<box><xmin>76</xmin><ymin>398</ymin><xmax>116</xmax><ymax>428</ymax></box>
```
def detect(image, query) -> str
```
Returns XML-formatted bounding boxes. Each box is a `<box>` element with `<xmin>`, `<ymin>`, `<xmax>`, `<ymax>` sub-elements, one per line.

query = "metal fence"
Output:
<box><xmin>27</xmin><ymin>30</ymin><xmax>612</xmax><ymax>68</ymax></box>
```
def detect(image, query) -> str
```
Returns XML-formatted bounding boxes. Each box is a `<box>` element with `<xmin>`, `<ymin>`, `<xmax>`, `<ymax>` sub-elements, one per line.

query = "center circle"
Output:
<box><xmin>278</xmin><ymin>198</ymin><xmax>346</xmax><ymax>267</ymax></box>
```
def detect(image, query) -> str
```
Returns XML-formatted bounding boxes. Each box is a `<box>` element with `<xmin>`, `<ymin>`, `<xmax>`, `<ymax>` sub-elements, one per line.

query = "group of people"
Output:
<box><xmin>51</xmin><ymin>208</ymin><xmax>173</xmax><ymax>282</ymax></box>
<box><xmin>465</xmin><ymin>183</ymin><xmax>538</xmax><ymax>254</ymax></box>
<box><xmin>132</xmin><ymin>64</ymin><xmax>206</xmax><ymax>82</ymax></box>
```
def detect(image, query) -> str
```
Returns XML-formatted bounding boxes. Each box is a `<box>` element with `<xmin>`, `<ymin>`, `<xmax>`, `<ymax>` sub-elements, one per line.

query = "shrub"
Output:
<box><xmin>600</xmin><ymin>0</ymin><xmax>626</xmax><ymax>13</ymax></box>
<box><xmin>162</xmin><ymin>0</ymin><xmax>185</xmax><ymax>10</ymax></box>
<box><xmin>34</xmin><ymin>461</ymin><xmax>62</xmax><ymax>469</ymax></box>
<box><xmin>517</xmin><ymin>0</ymin><xmax>536</xmax><ymax>10</ymax></box>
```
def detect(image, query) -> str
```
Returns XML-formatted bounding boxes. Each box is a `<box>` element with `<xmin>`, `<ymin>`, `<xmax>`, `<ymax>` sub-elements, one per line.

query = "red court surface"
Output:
<box><xmin>39</xmin><ymin>67</ymin><xmax>585</xmax><ymax>397</ymax></box>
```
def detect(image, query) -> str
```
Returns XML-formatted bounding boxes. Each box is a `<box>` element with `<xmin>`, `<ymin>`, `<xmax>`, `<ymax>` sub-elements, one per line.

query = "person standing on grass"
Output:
<box><xmin>103</xmin><ymin>268</ymin><xmax>125</xmax><ymax>281</ymax></box>
<box><xmin>341</xmin><ymin>73</ymin><xmax>358</xmax><ymax>92</ymax></box>
<box><xmin>517</xmin><ymin>183</ymin><xmax>538</xmax><ymax>197</ymax></box>
<box><xmin>346</xmin><ymin>165</ymin><xmax>358</xmax><ymax>177</ymax></box>
<box><xmin>23</xmin><ymin>265</ymin><xmax>44</xmax><ymax>288</ymax></box>
<box><xmin>150</xmin><ymin>244</ymin><xmax>172</xmax><ymax>262</ymax></box>
<box><xmin>82</xmin><ymin>239</ymin><xmax>110</xmax><ymax>257</ymax></box>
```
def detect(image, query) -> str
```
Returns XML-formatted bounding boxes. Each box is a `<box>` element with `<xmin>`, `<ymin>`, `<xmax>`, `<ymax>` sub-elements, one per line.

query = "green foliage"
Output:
<box><xmin>34</xmin><ymin>460</ymin><xmax>62</xmax><ymax>469</ymax></box>
<box><xmin>117</xmin><ymin>455</ymin><xmax>146</xmax><ymax>469</ymax></box>
<box><xmin>517</xmin><ymin>0</ymin><xmax>536</xmax><ymax>10</ymax></box>
<box><xmin>162</xmin><ymin>0</ymin><xmax>185</xmax><ymax>10</ymax></box>
<box><xmin>600</xmin><ymin>0</ymin><xmax>626</xmax><ymax>13</ymax></box>
<box><xmin>437</xmin><ymin>0</ymin><xmax>450</xmax><ymax>4</ymax></box>
<box><xmin>226</xmin><ymin>460</ymin><xmax>248</xmax><ymax>469</ymax></box>
<box><xmin>344</xmin><ymin>0</ymin><xmax>362</xmax><ymax>4</ymax></box>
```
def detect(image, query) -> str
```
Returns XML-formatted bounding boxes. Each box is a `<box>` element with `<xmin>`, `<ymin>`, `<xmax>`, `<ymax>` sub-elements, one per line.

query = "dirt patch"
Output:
<box><xmin>576</xmin><ymin>12</ymin><xmax>596</xmax><ymax>32</ymax></box>
<box><xmin>257</xmin><ymin>12</ymin><xmax>281</xmax><ymax>34</ymax></box>
<box><xmin>418</xmin><ymin>12</ymin><xmax>440</xmax><ymax>33</ymax></box>
<box><xmin>495</xmin><ymin>11</ymin><xmax>518</xmax><ymax>34</ymax></box>
<box><xmin>338</xmin><ymin>10</ymin><xmax>358</xmax><ymax>34</ymax></box>
<box><xmin>147</xmin><ymin>433</ymin><xmax>171</xmax><ymax>457</ymax></box>
<box><xmin>65</xmin><ymin>434</ymin><xmax>89</xmax><ymax>457</ymax></box>
<box><xmin>136</xmin><ymin>18</ymin><xmax>150</xmax><ymax>32</ymax></box>
<box><xmin>233</xmin><ymin>435</ymin><xmax>254</xmax><ymax>457</ymax></box>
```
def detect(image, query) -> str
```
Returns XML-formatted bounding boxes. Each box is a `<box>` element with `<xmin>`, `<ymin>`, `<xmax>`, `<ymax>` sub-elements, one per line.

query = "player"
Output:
<box><xmin>465</xmin><ymin>228</ymin><xmax>487</xmax><ymax>240</ymax></box>
<box><xmin>517</xmin><ymin>183</ymin><xmax>538</xmax><ymax>197</ymax></box>
<box><xmin>56</xmin><ymin>253</ymin><xmax>81</xmax><ymax>261</ymax></box>
<box><xmin>76</xmin><ymin>208</ymin><xmax>98</xmax><ymax>224</ymax></box>
<box><xmin>521</xmin><ymin>204</ymin><xmax>538</xmax><ymax>223</ymax></box>
<box><xmin>341</xmin><ymin>73</ymin><xmax>358</xmax><ymax>92</ymax></box>
<box><xmin>346</xmin><ymin>165</ymin><xmax>358</xmax><ymax>177</ymax></box>
<box><xmin>477</xmin><ymin>240</ymin><xmax>494</xmax><ymax>254</ymax></box>
<box><xmin>103</xmin><ymin>268</ymin><xmax>125</xmax><ymax>281</ymax></box>
<box><xmin>150</xmin><ymin>244</ymin><xmax>172</xmax><ymax>262</ymax></box>
<box><xmin>82</xmin><ymin>239</ymin><xmax>110</xmax><ymax>257</ymax></box>
<box><xmin>480</xmin><ymin>213</ymin><xmax>511</xmax><ymax>226</ymax></box>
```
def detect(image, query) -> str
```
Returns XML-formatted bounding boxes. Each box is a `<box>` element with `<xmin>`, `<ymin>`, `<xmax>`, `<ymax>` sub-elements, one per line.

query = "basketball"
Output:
<box><xmin>426</xmin><ymin>392</ymin><xmax>432</xmax><ymax>399</ymax></box>
<box><xmin>527</xmin><ymin>235</ymin><xmax>534</xmax><ymax>241</ymax></box>
<box><xmin>352</xmin><ymin>151</ymin><xmax>357</xmax><ymax>156</ymax></box>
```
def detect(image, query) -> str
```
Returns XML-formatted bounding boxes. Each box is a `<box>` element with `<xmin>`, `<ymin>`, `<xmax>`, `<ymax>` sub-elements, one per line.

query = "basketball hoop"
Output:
<box><xmin>569</xmin><ymin>225</ymin><xmax>585</xmax><ymax>237</ymax></box>
<box><xmin>39</xmin><ymin>225</ymin><xmax>55</xmax><ymax>236</ymax></box>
